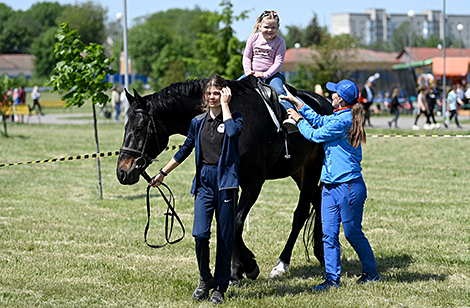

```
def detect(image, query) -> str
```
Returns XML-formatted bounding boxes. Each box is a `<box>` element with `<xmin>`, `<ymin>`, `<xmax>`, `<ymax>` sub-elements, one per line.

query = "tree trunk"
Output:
<box><xmin>92</xmin><ymin>104</ymin><xmax>103</xmax><ymax>199</ymax></box>
<box><xmin>1</xmin><ymin>112</ymin><xmax>7</xmax><ymax>137</ymax></box>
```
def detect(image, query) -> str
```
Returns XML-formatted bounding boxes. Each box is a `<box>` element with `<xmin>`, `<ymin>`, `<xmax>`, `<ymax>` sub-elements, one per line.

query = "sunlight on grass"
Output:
<box><xmin>1</xmin><ymin>123</ymin><xmax>469</xmax><ymax>307</ymax></box>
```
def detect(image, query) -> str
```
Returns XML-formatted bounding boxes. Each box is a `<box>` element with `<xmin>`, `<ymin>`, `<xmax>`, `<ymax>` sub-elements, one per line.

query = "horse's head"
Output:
<box><xmin>117</xmin><ymin>89</ymin><xmax>169</xmax><ymax>185</ymax></box>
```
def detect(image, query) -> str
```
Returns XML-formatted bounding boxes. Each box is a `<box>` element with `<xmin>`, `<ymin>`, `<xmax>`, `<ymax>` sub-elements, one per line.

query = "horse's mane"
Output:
<box><xmin>128</xmin><ymin>78</ymin><xmax>209</xmax><ymax>117</ymax></box>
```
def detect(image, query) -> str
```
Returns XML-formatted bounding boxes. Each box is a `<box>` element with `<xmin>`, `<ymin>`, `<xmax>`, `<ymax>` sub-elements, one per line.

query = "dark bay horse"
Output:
<box><xmin>116</xmin><ymin>75</ymin><xmax>333</xmax><ymax>284</ymax></box>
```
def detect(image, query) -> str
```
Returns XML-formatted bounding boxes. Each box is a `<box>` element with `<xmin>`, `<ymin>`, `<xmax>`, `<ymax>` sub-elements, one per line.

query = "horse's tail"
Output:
<box><xmin>303</xmin><ymin>183</ymin><xmax>325</xmax><ymax>264</ymax></box>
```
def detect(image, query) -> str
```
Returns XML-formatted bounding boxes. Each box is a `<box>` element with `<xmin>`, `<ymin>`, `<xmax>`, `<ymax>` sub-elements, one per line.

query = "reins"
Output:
<box><xmin>141</xmin><ymin>171</ymin><xmax>185</xmax><ymax>249</ymax></box>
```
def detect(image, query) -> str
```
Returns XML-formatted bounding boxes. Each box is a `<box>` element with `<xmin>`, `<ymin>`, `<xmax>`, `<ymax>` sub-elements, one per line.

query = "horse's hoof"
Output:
<box><xmin>229</xmin><ymin>277</ymin><xmax>240</xmax><ymax>286</ymax></box>
<box><xmin>245</xmin><ymin>264</ymin><xmax>260</xmax><ymax>280</ymax></box>
<box><xmin>270</xmin><ymin>260</ymin><xmax>290</xmax><ymax>278</ymax></box>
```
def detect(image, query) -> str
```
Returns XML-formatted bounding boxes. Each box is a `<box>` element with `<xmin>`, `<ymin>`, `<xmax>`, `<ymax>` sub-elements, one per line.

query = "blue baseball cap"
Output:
<box><xmin>326</xmin><ymin>80</ymin><xmax>359</xmax><ymax>104</ymax></box>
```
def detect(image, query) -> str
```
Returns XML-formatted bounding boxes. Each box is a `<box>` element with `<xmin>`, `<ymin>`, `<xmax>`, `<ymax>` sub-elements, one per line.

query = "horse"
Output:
<box><xmin>116</xmin><ymin>75</ymin><xmax>334</xmax><ymax>284</ymax></box>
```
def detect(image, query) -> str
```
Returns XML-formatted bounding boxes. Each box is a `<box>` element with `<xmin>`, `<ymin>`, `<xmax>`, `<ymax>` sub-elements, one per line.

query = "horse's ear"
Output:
<box><xmin>125</xmin><ymin>88</ymin><xmax>134</xmax><ymax>103</ymax></box>
<box><xmin>132</xmin><ymin>89</ymin><xmax>144</xmax><ymax>108</ymax></box>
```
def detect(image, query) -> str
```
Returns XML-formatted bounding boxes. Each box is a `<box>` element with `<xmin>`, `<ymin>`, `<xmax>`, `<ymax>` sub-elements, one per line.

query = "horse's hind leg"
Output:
<box><xmin>231</xmin><ymin>182</ymin><xmax>263</xmax><ymax>285</ymax></box>
<box><xmin>271</xmin><ymin>157</ymin><xmax>324</xmax><ymax>277</ymax></box>
<box><xmin>270</xmin><ymin>177</ymin><xmax>318</xmax><ymax>277</ymax></box>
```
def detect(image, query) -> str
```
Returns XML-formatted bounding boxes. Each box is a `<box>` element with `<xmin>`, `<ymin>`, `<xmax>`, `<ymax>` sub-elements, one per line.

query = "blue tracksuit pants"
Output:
<box><xmin>193</xmin><ymin>164</ymin><xmax>237</xmax><ymax>292</ymax></box>
<box><xmin>321</xmin><ymin>176</ymin><xmax>378</xmax><ymax>282</ymax></box>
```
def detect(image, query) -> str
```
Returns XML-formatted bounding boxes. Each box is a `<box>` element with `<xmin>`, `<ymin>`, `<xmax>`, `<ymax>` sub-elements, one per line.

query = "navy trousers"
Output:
<box><xmin>321</xmin><ymin>176</ymin><xmax>379</xmax><ymax>282</ymax></box>
<box><xmin>193</xmin><ymin>164</ymin><xmax>237</xmax><ymax>292</ymax></box>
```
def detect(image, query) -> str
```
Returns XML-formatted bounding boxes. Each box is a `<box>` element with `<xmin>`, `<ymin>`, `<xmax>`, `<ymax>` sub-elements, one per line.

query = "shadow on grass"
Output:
<box><xmin>229</xmin><ymin>253</ymin><xmax>447</xmax><ymax>299</ymax></box>
<box><xmin>120</xmin><ymin>194</ymin><xmax>148</xmax><ymax>200</ymax></box>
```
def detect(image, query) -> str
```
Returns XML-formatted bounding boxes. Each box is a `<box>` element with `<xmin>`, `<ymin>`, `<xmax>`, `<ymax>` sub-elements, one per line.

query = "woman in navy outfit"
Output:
<box><xmin>282</xmin><ymin>80</ymin><xmax>380</xmax><ymax>291</ymax></box>
<box><xmin>150</xmin><ymin>75</ymin><xmax>243</xmax><ymax>304</ymax></box>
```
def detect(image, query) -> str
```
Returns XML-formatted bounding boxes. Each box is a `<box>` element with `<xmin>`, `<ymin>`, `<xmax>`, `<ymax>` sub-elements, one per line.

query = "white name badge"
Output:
<box><xmin>217</xmin><ymin>123</ymin><xmax>225</xmax><ymax>133</ymax></box>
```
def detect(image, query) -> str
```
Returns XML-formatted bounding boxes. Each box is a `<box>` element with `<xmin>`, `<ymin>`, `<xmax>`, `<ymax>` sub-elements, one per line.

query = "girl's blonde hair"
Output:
<box><xmin>252</xmin><ymin>10</ymin><xmax>280</xmax><ymax>34</ymax></box>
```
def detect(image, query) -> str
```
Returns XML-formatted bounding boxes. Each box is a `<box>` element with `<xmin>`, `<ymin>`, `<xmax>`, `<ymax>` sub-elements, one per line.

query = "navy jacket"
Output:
<box><xmin>173</xmin><ymin>111</ymin><xmax>244</xmax><ymax>195</ymax></box>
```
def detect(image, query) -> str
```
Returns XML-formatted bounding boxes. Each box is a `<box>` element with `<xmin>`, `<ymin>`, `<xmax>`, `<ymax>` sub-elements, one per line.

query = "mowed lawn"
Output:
<box><xmin>0</xmin><ymin>122</ymin><xmax>469</xmax><ymax>307</ymax></box>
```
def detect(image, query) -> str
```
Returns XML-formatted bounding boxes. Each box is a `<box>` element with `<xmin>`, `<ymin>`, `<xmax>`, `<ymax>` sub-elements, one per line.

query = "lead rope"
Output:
<box><xmin>141</xmin><ymin>171</ymin><xmax>185</xmax><ymax>248</ymax></box>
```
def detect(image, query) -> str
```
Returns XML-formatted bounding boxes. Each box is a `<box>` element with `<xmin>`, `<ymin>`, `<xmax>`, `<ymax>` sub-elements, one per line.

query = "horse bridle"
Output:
<box><xmin>119</xmin><ymin>108</ymin><xmax>185</xmax><ymax>248</ymax></box>
<box><xmin>119</xmin><ymin>108</ymin><xmax>160</xmax><ymax>180</ymax></box>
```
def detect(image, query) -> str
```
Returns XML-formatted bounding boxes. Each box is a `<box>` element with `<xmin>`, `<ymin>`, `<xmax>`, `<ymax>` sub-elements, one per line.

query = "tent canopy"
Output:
<box><xmin>432</xmin><ymin>57</ymin><xmax>470</xmax><ymax>77</ymax></box>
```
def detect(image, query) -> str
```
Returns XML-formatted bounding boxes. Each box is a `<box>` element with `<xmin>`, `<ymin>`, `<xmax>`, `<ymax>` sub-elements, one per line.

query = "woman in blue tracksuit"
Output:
<box><xmin>150</xmin><ymin>75</ymin><xmax>244</xmax><ymax>304</ymax></box>
<box><xmin>282</xmin><ymin>79</ymin><xmax>380</xmax><ymax>291</ymax></box>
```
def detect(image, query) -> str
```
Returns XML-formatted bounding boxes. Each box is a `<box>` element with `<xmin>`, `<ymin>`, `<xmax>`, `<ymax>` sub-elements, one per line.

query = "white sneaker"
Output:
<box><xmin>423</xmin><ymin>124</ymin><xmax>431</xmax><ymax>130</ymax></box>
<box><xmin>282</xmin><ymin>118</ymin><xmax>297</xmax><ymax>131</ymax></box>
<box><xmin>412</xmin><ymin>125</ymin><xmax>420</xmax><ymax>130</ymax></box>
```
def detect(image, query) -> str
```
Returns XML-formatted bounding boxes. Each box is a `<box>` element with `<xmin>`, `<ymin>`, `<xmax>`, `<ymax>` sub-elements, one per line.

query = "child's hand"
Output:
<box><xmin>286</xmin><ymin>108</ymin><xmax>302</xmax><ymax>122</ymax></box>
<box><xmin>254</xmin><ymin>72</ymin><xmax>264</xmax><ymax>78</ymax></box>
<box><xmin>280</xmin><ymin>85</ymin><xmax>295</xmax><ymax>102</ymax></box>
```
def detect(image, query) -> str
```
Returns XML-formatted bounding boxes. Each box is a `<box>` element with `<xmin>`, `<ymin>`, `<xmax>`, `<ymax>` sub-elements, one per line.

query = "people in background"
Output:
<box><xmin>361</xmin><ymin>80</ymin><xmax>374</xmax><ymax>127</ymax></box>
<box><xmin>388</xmin><ymin>88</ymin><xmax>400</xmax><ymax>128</ymax></box>
<box><xmin>412</xmin><ymin>87</ymin><xmax>430</xmax><ymax>130</ymax></box>
<box><xmin>445</xmin><ymin>85</ymin><xmax>464</xmax><ymax>129</ymax></box>
<box><xmin>111</xmin><ymin>85</ymin><xmax>121</xmax><ymax>122</ymax></box>
<box><xmin>30</xmin><ymin>86</ymin><xmax>44</xmax><ymax>116</ymax></box>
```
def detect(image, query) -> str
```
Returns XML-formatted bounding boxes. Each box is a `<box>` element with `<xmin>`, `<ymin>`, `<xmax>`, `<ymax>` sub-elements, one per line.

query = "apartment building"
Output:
<box><xmin>332</xmin><ymin>9</ymin><xmax>470</xmax><ymax>48</ymax></box>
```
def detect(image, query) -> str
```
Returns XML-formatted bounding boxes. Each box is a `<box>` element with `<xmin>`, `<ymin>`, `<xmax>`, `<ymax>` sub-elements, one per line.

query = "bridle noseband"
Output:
<box><xmin>119</xmin><ymin>108</ymin><xmax>161</xmax><ymax>176</ymax></box>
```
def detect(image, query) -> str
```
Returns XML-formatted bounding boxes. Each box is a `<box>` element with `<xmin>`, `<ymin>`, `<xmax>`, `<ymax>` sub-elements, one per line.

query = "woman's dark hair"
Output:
<box><xmin>346</xmin><ymin>98</ymin><xmax>366</xmax><ymax>148</ymax></box>
<box><xmin>202</xmin><ymin>75</ymin><xmax>227</xmax><ymax>111</ymax></box>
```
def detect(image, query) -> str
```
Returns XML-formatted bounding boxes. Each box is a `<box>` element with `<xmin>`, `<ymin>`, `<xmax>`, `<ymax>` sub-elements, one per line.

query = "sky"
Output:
<box><xmin>2</xmin><ymin>0</ymin><xmax>470</xmax><ymax>40</ymax></box>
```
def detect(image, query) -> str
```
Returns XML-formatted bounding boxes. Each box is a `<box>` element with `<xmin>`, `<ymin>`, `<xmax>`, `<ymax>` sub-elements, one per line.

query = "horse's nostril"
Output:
<box><xmin>117</xmin><ymin>168</ymin><xmax>127</xmax><ymax>182</ymax></box>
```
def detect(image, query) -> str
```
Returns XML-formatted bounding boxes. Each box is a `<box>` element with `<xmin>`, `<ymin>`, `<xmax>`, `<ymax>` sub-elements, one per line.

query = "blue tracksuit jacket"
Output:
<box><xmin>297</xmin><ymin>103</ymin><xmax>362</xmax><ymax>184</ymax></box>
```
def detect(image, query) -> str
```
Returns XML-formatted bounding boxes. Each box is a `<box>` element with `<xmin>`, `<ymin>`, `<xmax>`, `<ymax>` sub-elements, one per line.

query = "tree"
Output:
<box><xmin>193</xmin><ymin>0</ymin><xmax>250</xmax><ymax>79</ymax></box>
<box><xmin>56</xmin><ymin>0</ymin><xmax>107</xmax><ymax>45</ymax></box>
<box><xmin>48</xmin><ymin>23</ymin><xmax>114</xmax><ymax>198</ymax></box>
<box><xmin>31</xmin><ymin>27</ymin><xmax>58</xmax><ymax>78</ymax></box>
<box><xmin>283</xmin><ymin>13</ymin><xmax>327</xmax><ymax>48</ymax></box>
<box><xmin>23</xmin><ymin>2</ymin><xmax>68</xmax><ymax>38</ymax></box>
<box><xmin>291</xmin><ymin>34</ymin><xmax>359</xmax><ymax>91</ymax></box>
<box><xmin>127</xmin><ymin>22</ymin><xmax>171</xmax><ymax>78</ymax></box>
<box><xmin>0</xmin><ymin>15</ymin><xmax>33</xmax><ymax>53</ymax></box>
<box><xmin>0</xmin><ymin>75</ymin><xmax>14</xmax><ymax>137</ymax></box>
<box><xmin>0</xmin><ymin>2</ymin><xmax>67</xmax><ymax>54</ymax></box>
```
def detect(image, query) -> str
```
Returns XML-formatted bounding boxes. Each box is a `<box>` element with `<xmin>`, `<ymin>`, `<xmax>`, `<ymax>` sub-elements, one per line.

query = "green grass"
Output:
<box><xmin>1</xmin><ymin>123</ymin><xmax>469</xmax><ymax>307</ymax></box>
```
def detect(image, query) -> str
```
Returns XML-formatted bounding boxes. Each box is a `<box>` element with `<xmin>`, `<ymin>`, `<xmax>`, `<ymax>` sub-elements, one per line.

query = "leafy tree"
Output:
<box><xmin>0</xmin><ymin>2</ymin><xmax>67</xmax><ymax>54</ymax></box>
<box><xmin>0</xmin><ymin>3</ymin><xmax>14</xmax><ymax>37</ymax></box>
<box><xmin>48</xmin><ymin>23</ymin><xmax>114</xmax><ymax>198</ymax></box>
<box><xmin>127</xmin><ymin>6</ymin><xmax>220</xmax><ymax>87</ymax></box>
<box><xmin>56</xmin><ymin>0</ymin><xmax>107</xmax><ymax>45</ymax></box>
<box><xmin>0</xmin><ymin>75</ymin><xmax>14</xmax><ymax>137</ymax></box>
<box><xmin>302</xmin><ymin>13</ymin><xmax>327</xmax><ymax>47</ymax></box>
<box><xmin>291</xmin><ymin>34</ymin><xmax>359</xmax><ymax>91</ymax></box>
<box><xmin>31</xmin><ymin>27</ymin><xmax>58</xmax><ymax>78</ymax></box>
<box><xmin>0</xmin><ymin>14</ymin><xmax>33</xmax><ymax>53</ymax></box>
<box><xmin>23</xmin><ymin>2</ymin><xmax>68</xmax><ymax>38</ymax></box>
<box><xmin>283</xmin><ymin>13</ymin><xmax>327</xmax><ymax>48</ymax></box>
<box><xmin>193</xmin><ymin>0</ymin><xmax>250</xmax><ymax>79</ymax></box>
<box><xmin>127</xmin><ymin>22</ymin><xmax>172</xmax><ymax>77</ymax></box>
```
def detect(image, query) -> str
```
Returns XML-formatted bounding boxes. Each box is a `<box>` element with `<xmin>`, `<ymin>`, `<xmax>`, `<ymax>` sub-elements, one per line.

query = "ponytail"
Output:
<box><xmin>347</xmin><ymin>101</ymin><xmax>366</xmax><ymax>148</ymax></box>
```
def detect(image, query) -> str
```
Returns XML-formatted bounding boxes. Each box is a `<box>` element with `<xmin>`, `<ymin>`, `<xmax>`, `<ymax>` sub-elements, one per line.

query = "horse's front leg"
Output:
<box><xmin>230</xmin><ymin>182</ymin><xmax>263</xmax><ymax>285</ymax></box>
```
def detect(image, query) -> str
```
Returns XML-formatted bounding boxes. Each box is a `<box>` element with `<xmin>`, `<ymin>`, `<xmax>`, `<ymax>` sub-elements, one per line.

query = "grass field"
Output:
<box><xmin>1</xmin><ymin>122</ymin><xmax>469</xmax><ymax>307</ymax></box>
